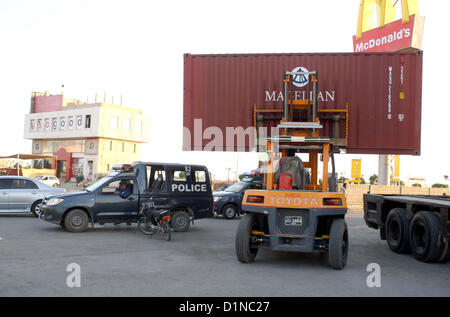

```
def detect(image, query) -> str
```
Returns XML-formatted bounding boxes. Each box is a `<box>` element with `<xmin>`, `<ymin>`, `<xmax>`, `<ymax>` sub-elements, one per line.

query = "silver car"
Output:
<box><xmin>0</xmin><ymin>176</ymin><xmax>65</xmax><ymax>216</ymax></box>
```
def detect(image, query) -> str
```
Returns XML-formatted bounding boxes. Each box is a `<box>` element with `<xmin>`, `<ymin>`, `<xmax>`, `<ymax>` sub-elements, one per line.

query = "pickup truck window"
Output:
<box><xmin>194</xmin><ymin>171</ymin><xmax>206</xmax><ymax>182</ymax></box>
<box><xmin>101</xmin><ymin>179</ymin><xmax>134</xmax><ymax>195</ymax></box>
<box><xmin>173</xmin><ymin>171</ymin><xmax>187</xmax><ymax>182</ymax></box>
<box><xmin>85</xmin><ymin>176</ymin><xmax>113</xmax><ymax>192</ymax></box>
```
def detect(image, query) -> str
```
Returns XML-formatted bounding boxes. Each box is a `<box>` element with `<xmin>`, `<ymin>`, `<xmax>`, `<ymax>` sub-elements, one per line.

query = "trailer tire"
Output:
<box><xmin>385</xmin><ymin>208</ymin><xmax>411</xmax><ymax>254</ymax></box>
<box><xmin>409</xmin><ymin>211</ymin><xmax>442</xmax><ymax>263</ymax></box>
<box><xmin>328</xmin><ymin>218</ymin><xmax>349</xmax><ymax>270</ymax></box>
<box><xmin>235</xmin><ymin>214</ymin><xmax>258</xmax><ymax>263</ymax></box>
<box><xmin>438</xmin><ymin>241</ymin><xmax>450</xmax><ymax>263</ymax></box>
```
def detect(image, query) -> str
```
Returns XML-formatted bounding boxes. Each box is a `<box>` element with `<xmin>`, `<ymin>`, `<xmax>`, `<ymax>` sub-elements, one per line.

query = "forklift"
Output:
<box><xmin>235</xmin><ymin>70</ymin><xmax>349</xmax><ymax>269</ymax></box>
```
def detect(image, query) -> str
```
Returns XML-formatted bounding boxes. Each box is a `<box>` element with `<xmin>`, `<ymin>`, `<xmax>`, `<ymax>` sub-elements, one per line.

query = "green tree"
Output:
<box><xmin>338</xmin><ymin>176</ymin><xmax>349</xmax><ymax>183</ymax></box>
<box><xmin>432</xmin><ymin>183</ymin><xmax>449</xmax><ymax>188</ymax></box>
<box><xmin>360</xmin><ymin>177</ymin><xmax>366</xmax><ymax>184</ymax></box>
<box><xmin>369</xmin><ymin>174</ymin><xmax>378</xmax><ymax>185</ymax></box>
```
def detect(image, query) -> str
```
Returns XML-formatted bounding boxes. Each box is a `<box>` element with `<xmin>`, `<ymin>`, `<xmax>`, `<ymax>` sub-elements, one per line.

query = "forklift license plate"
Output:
<box><xmin>284</xmin><ymin>216</ymin><xmax>303</xmax><ymax>226</ymax></box>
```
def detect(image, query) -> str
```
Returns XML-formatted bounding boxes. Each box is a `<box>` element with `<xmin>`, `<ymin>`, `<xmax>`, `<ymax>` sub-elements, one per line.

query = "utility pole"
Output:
<box><xmin>225</xmin><ymin>168</ymin><xmax>231</xmax><ymax>182</ymax></box>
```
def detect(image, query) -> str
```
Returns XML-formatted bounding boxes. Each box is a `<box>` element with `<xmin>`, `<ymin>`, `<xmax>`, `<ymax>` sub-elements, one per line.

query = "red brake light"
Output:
<box><xmin>323</xmin><ymin>198</ymin><xmax>342</xmax><ymax>206</ymax></box>
<box><xmin>121</xmin><ymin>164</ymin><xmax>133</xmax><ymax>172</ymax></box>
<box><xmin>247</xmin><ymin>195</ymin><xmax>264</xmax><ymax>203</ymax></box>
<box><xmin>162</xmin><ymin>216</ymin><xmax>170</xmax><ymax>221</ymax></box>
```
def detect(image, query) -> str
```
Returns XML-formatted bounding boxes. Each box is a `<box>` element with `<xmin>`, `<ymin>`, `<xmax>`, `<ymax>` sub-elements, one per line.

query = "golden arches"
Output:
<box><xmin>356</xmin><ymin>0</ymin><xmax>419</xmax><ymax>40</ymax></box>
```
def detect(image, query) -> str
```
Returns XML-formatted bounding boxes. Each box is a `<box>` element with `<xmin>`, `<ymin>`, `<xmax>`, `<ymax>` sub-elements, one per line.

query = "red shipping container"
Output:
<box><xmin>183</xmin><ymin>51</ymin><xmax>423</xmax><ymax>155</ymax></box>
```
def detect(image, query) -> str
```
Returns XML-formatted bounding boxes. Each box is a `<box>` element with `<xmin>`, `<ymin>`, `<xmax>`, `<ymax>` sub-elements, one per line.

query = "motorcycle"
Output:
<box><xmin>138</xmin><ymin>199</ymin><xmax>171</xmax><ymax>241</ymax></box>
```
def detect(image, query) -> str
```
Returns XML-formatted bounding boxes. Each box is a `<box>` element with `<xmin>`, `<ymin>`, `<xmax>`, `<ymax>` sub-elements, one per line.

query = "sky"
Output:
<box><xmin>0</xmin><ymin>0</ymin><xmax>449</xmax><ymax>185</ymax></box>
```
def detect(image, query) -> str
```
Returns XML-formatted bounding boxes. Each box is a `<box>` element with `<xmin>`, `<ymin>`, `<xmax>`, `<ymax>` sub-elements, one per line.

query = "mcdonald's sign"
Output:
<box><xmin>353</xmin><ymin>0</ymin><xmax>424</xmax><ymax>53</ymax></box>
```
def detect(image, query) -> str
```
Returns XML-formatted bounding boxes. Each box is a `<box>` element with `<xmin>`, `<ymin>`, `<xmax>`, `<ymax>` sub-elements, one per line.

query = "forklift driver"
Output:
<box><xmin>274</xmin><ymin>148</ymin><xmax>306</xmax><ymax>190</ymax></box>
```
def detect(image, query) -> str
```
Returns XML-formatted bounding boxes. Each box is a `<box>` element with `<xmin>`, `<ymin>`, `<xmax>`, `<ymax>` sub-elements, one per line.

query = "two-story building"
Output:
<box><xmin>24</xmin><ymin>92</ymin><xmax>151</xmax><ymax>181</ymax></box>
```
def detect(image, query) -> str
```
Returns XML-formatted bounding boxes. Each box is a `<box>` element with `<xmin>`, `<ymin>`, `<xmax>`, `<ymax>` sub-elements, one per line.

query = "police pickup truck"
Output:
<box><xmin>39</xmin><ymin>162</ymin><xmax>213</xmax><ymax>233</ymax></box>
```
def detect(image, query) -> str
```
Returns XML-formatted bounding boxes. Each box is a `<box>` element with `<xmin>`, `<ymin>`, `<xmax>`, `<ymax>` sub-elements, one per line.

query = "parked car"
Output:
<box><xmin>213</xmin><ymin>173</ymin><xmax>264</xmax><ymax>219</ymax></box>
<box><xmin>40</xmin><ymin>162</ymin><xmax>214</xmax><ymax>232</ymax></box>
<box><xmin>0</xmin><ymin>176</ymin><xmax>65</xmax><ymax>216</ymax></box>
<box><xmin>36</xmin><ymin>175</ymin><xmax>60</xmax><ymax>187</ymax></box>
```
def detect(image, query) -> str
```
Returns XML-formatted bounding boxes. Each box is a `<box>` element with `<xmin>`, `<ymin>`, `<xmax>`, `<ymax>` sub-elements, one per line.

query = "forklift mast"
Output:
<box><xmin>262</xmin><ymin>70</ymin><xmax>339</xmax><ymax>193</ymax></box>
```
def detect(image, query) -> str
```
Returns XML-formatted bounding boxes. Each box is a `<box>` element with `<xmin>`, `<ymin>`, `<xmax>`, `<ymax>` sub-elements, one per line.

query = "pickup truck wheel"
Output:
<box><xmin>385</xmin><ymin>208</ymin><xmax>411</xmax><ymax>254</ymax></box>
<box><xmin>64</xmin><ymin>209</ymin><xmax>89</xmax><ymax>233</ymax></box>
<box><xmin>171</xmin><ymin>211</ymin><xmax>190</xmax><ymax>232</ymax></box>
<box><xmin>31</xmin><ymin>200</ymin><xmax>42</xmax><ymax>217</ymax></box>
<box><xmin>235</xmin><ymin>214</ymin><xmax>259</xmax><ymax>263</ymax></box>
<box><xmin>409</xmin><ymin>211</ymin><xmax>442</xmax><ymax>263</ymax></box>
<box><xmin>328</xmin><ymin>218</ymin><xmax>348</xmax><ymax>270</ymax></box>
<box><xmin>223</xmin><ymin>204</ymin><xmax>237</xmax><ymax>219</ymax></box>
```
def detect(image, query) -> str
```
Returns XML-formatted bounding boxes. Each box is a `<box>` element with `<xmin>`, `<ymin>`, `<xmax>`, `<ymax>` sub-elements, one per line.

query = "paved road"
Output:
<box><xmin>0</xmin><ymin>214</ymin><xmax>449</xmax><ymax>297</ymax></box>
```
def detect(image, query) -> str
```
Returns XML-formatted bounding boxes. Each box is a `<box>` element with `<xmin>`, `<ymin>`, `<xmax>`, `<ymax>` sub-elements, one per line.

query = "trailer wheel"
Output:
<box><xmin>235</xmin><ymin>214</ymin><xmax>259</xmax><ymax>263</ymax></box>
<box><xmin>409</xmin><ymin>211</ymin><xmax>442</xmax><ymax>263</ymax></box>
<box><xmin>438</xmin><ymin>241</ymin><xmax>450</xmax><ymax>263</ymax></box>
<box><xmin>328</xmin><ymin>218</ymin><xmax>349</xmax><ymax>270</ymax></box>
<box><xmin>385</xmin><ymin>208</ymin><xmax>411</xmax><ymax>254</ymax></box>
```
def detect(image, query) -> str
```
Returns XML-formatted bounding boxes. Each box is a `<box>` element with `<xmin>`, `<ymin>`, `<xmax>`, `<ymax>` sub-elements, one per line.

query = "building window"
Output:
<box><xmin>68</xmin><ymin>116</ymin><xmax>74</xmax><ymax>130</ymax></box>
<box><xmin>85</xmin><ymin>115</ymin><xmax>91</xmax><ymax>128</ymax></box>
<box><xmin>43</xmin><ymin>140</ymin><xmax>85</xmax><ymax>153</ymax></box>
<box><xmin>59</xmin><ymin>118</ymin><xmax>66</xmax><ymax>130</ymax></box>
<box><xmin>110</xmin><ymin>116</ymin><xmax>118</xmax><ymax>130</ymax></box>
<box><xmin>76</xmin><ymin>116</ymin><xmax>83</xmax><ymax>129</ymax></box>
<box><xmin>123</xmin><ymin>118</ymin><xmax>130</xmax><ymax>132</ymax></box>
<box><xmin>44</xmin><ymin>118</ymin><xmax>50</xmax><ymax>131</ymax></box>
<box><xmin>30</xmin><ymin>120</ymin><xmax>35</xmax><ymax>131</ymax></box>
<box><xmin>134</xmin><ymin>120</ymin><xmax>142</xmax><ymax>134</ymax></box>
<box><xmin>52</xmin><ymin>118</ymin><xmax>57</xmax><ymax>130</ymax></box>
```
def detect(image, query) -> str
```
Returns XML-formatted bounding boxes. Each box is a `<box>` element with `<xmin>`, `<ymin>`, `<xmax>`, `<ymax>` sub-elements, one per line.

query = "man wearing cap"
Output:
<box><xmin>114</xmin><ymin>180</ymin><xmax>132</xmax><ymax>199</ymax></box>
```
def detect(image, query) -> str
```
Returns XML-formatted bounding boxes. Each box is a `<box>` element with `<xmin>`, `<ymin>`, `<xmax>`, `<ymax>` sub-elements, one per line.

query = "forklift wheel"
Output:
<box><xmin>235</xmin><ymin>214</ymin><xmax>258</xmax><ymax>263</ymax></box>
<box><xmin>328</xmin><ymin>218</ymin><xmax>349</xmax><ymax>270</ymax></box>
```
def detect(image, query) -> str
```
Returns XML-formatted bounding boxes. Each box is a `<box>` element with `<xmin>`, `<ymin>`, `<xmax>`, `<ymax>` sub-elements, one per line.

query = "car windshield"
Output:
<box><xmin>85</xmin><ymin>176</ymin><xmax>113</xmax><ymax>192</ymax></box>
<box><xmin>225</xmin><ymin>182</ymin><xmax>246</xmax><ymax>193</ymax></box>
<box><xmin>36</xmin><ymin>176</ymin><xmax>44</xmax><ymax>180</ymax></box>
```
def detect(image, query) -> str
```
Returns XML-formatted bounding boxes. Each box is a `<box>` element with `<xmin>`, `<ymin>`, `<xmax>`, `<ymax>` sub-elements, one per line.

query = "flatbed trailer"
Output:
<box><xmin>364</xmin><ymin>194</ymin><xmax>450</xmax><ymax>263</ymax></box>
